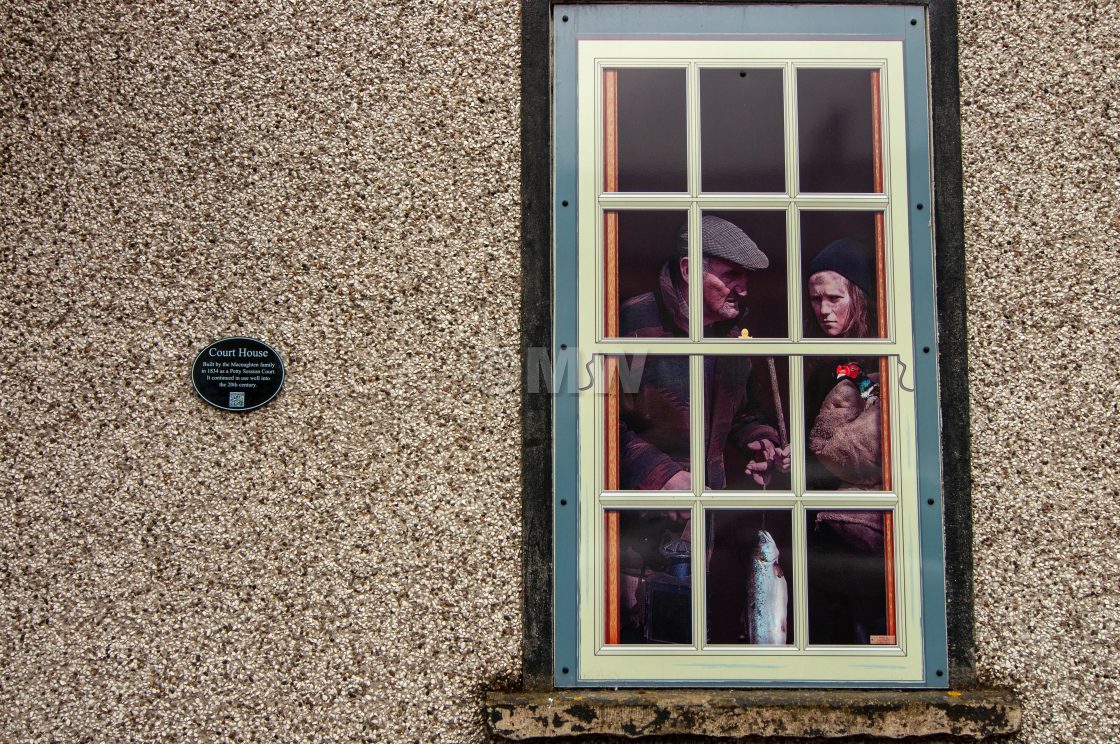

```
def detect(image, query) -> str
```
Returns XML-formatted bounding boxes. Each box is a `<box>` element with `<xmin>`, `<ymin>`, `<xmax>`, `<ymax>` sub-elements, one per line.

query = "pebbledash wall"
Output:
<box><xmin>0</xmin><ymin>1</ymin><xmax>1116</xmax><ymax>742</ymax></box>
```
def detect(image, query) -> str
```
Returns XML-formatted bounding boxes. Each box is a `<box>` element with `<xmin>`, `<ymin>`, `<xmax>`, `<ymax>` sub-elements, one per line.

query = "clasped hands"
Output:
<box><xmin>745</xmin><ymin>439</ymin><xmax>791</xmax><ymax>486</ymax></box>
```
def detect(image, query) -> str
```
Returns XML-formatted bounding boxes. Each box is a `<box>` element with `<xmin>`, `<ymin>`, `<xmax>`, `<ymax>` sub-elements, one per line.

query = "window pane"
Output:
<box><xmin>700</xmin><ymin>68</ymin><xmax>785</xmax><ymax>193</ymax></box>
<box><xmin>806</xmin><ymin>509</ymin><xmax>896</xmax><ymax>645</ymax></box>
<box><xmin>803</xmin><ymin>356</ymin><xmax>892</xmax><ymax>491</ymax></box>
<box><xmin>606</xmin><ymin>68</ymin><xmax>687</xmax><ymax>192</ymax></box>
<box><xmin>703</xmin><ymin>356</ymin><xmax>790</xmax><ymax>491</ymax></box>
<box><xmin>801</xmin><ymin>211</ymin><xmax>885</xmax><ymax>340</ymax></box>
<box><xmin>797</xmin><ymin>69</ymin><xmax>879</xmax><ymax>193</ymax></box>
<box><xmin>608</xmin><ymin>509</ymin><xmax>693</xmax><ymax>645</ymax></box>
<box><xmin>607</xmin><ymin>354</ymin><xmax>692</xmax><ymax>491</ymax></box>
<box><xmin>607</xmin><ymin>210</ymin><xmax>689</xmax><ymax>339</ymax></box>
<box><xmin>706</xmin><ymin>509</ymin><xmax>793</xmax><ymax>645</ymax></box>
<box><xmin>699</xmin><ymin>212</ymin><xmax>788</xmax><ymax>340</ymax></box>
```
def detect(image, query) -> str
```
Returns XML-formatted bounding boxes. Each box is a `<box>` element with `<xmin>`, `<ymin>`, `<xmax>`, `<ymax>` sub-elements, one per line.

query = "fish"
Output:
<box><xmin>746</xmin><ymin>530</ymin><xmax>788</xmax><ymax>645</ymax></box>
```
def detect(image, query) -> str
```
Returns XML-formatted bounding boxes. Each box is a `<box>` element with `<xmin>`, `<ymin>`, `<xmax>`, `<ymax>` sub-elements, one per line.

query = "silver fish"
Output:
<box><xmin>746</xmin><ymin>530</ymin><xmax>788</xmax><ymax>645</ymax></box>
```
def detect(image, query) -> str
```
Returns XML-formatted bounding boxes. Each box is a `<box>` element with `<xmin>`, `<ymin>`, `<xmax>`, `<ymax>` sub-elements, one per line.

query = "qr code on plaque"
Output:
<box><xmin>229</xmin><ymin>392</ymin><xmax>246</xmax><ymax>408</ymax></box>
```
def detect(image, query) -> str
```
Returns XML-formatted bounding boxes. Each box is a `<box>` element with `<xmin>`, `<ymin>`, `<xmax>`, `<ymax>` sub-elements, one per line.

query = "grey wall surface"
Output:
<box><xmin>958</xmin><ymin>1</ymin><xmax>1120</xmax><ymax>742</ymax></box>
<box><xmin>0</xmin><ymin>1</ymin><xmax>1116</xmax><ymax>742</ymax></box>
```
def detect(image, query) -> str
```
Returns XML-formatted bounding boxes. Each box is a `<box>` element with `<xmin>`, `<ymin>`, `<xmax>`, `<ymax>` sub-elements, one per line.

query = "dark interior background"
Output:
<box><xmin>806</xmin><ymin>509</ymin><xmax>888</xmax><ymax>645</ymax></box>
<box><xmin>615</xmin><ymin>210</ymin><xmax>688</xmax><ymax>317</ymax></box>
<box><xmin>797</xmin><ymin>68</ymin><xmax>876</xmax><ymax>194</ymax></box>
<box><xmin>701</xmin><ymin>68</ymin><xmax>785</xmax><ymax>193</ymax></box>
<box><xmin>616</xmin><ymin>68</ymin><xmax>687</xmax><ymax>192</ymax></box>
<box><xmin>614</xmin><ymin>66</ymin><xmax>879</xmax><ymax>196</ymax></box>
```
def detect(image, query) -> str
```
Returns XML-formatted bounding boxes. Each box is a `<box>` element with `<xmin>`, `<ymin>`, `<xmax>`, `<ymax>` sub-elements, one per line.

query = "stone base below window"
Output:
<box><xmin>484</xmin><ymin>688</ymin><xmax>1020</xmax><ymax>740</ymax></box>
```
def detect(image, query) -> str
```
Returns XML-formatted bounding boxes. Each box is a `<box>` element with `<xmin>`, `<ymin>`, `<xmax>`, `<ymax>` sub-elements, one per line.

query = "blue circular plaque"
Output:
<box><xmin>192</xmin><ymin>337</ymin><xmax>286</xmax><ymax>412</ymax></box>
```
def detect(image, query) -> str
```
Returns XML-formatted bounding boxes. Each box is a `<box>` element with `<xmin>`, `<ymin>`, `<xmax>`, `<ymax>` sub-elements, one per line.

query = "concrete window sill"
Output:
<box><xmin>484</xmin><ymin>688</ymin><xmax>1021</xmax><ymax>740</ymax></box>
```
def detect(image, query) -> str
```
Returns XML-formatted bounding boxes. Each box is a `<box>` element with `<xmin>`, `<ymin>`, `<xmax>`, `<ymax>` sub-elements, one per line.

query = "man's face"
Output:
<box><xmin>682</xmin><ymin>256</ymin><xmax>750</xmax><ymax>324</ymax></box>
<box><xmin>808</xmin><ymin>270</ymin><xmax>853</xmax><ymax>336</ymax></box>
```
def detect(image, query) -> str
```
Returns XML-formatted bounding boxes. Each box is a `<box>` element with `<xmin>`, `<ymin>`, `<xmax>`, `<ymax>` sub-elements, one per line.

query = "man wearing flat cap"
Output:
<box><xmin>619</xmin><ymin>215</ymin><xmax>791</xmax><ymax>492</ymax></box>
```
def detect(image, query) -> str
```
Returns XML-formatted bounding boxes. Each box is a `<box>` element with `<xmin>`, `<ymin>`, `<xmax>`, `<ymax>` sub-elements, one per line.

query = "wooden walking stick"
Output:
<box><xmin>763</xmin><ymin>357</ymin><xmax>788</xmax><ymax>496</ymax></box>
<box><xmin>766</xmin><ymin>357</ymin><xmax>788</xmax><ymax>450</ymax></box>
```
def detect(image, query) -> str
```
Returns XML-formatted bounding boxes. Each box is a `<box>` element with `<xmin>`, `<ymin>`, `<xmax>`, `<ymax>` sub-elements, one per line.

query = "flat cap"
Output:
<box><xmin>678</xmin><ymin>215</ymin><xmax>769</xmax><ymax>271</ymax></box>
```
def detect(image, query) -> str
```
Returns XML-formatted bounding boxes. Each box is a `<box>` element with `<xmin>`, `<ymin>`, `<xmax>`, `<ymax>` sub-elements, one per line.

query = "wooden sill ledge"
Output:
<box><xmin>484</xmin><ymin>688</ymin><xmax>1020</xmax><ymax>740</ymax></box>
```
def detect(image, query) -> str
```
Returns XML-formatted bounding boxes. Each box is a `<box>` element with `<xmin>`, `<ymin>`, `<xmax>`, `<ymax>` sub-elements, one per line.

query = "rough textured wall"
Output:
<box><xmin>0</xmin><ymin>1</ymin><xmax>522</xmax><ymax>740</ymax></box>
<box><xmin>958</xmin><ymin>1</ymin><xmax>1120</xmax><ymax>742</ymax></box>
<box><xmin>0</xmin><ymin>1</ymin><xmax>1117</xmax><ymax>743</ymax></box>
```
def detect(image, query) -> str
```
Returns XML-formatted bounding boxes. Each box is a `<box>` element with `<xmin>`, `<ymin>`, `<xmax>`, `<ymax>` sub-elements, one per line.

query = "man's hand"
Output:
<box><xmin>745</xmin><ymin>440</ymin><xmax>792</xmax><ymax>486</ymax></box>
<box><xmin>663</xmin><ymin>470</ymin><xmax>692</xmax><ymax>491</ymax></box>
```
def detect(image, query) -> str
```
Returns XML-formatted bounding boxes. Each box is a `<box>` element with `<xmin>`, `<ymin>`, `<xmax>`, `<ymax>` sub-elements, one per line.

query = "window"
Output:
<box><xmin>552</xmin><ymin>5</ymin><xmax>949</xmax><ymax>687</ymax></box>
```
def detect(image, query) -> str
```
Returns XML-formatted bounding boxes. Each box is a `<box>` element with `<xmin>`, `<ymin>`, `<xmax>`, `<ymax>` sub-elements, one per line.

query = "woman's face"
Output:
<box><xmin>808</xmin><ymin>270</ymin><xmax>853</xmax><ymax>336</ymax></box>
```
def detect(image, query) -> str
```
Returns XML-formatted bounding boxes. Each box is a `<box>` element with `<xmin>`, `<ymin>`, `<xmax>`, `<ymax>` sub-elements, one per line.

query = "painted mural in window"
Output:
<box><xmin>555</xmin><ymin>8</ymin><xmax>946</xmax><ymax>687</ymax></box>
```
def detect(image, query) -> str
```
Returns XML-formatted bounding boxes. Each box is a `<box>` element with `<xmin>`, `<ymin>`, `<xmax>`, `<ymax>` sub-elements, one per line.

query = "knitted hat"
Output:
<box><xmin>807</xmin><ymin>238</ymin><xmax>874</xmax><ymax>299</ymax></box>
<box><xmin>677</xmin><ymin>215</ymin><xmax>769</xmax><ymax>271</ymax></box>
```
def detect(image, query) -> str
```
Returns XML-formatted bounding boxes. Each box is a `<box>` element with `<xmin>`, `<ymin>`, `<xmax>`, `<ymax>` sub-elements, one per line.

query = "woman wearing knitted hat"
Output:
<box><xmin>803</xmin><ymin>238</ymin><xmax>889</xmax><ymax>644</ymax></box>
<box><xmin>805</xmin><ymin>237</ymin><xmax>876</xmax><ymax>339</ymax></box>
<box><xmin>803</xmin><ymin>237</ymin><xmax>881</xmax><ymax>492</ymax></box>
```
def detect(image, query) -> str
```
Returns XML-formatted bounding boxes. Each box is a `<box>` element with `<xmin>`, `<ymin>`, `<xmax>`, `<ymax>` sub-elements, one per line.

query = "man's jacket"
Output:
<box><xmin>617</xmin><ymin>264</ymin><xmax>780</xmax><ymax>490</ymax></box>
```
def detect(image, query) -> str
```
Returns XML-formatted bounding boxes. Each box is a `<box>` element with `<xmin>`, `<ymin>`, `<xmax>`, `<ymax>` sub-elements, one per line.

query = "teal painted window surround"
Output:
<box><xmin>552</xmin><ymin>3</ymin><xmax>949</xmax><ymax>688</ymax></box>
